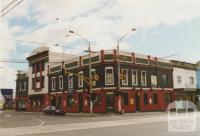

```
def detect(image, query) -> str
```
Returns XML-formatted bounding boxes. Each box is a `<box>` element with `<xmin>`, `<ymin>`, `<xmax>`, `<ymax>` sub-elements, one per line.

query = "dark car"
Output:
<box><xmin>43</xmin><ymin>106</ymin><xmax>65</xmax><ymax>116</ymax></box>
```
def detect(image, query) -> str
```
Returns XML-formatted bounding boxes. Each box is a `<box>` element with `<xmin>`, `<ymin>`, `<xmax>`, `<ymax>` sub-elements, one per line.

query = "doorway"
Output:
<box><xmin>106</xmin><ymin>92</ymin><xmax>114</xmax><ymax>112</ymax></box>
<box><xmin>135</xmin><ymin>92</ymin><xmax>140</xmax><ymax>111</ymax></box>
<box><xmin>79</xmin><ymin>94</ymin><xmax>83</xmax><ymax>112</ymax></box>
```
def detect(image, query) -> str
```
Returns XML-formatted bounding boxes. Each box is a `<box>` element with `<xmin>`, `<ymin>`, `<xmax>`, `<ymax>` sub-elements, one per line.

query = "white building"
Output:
<box><xmin>172</xmin><ymin>60</ymin><xmax>197</xmax><ymax>103</ymax></box>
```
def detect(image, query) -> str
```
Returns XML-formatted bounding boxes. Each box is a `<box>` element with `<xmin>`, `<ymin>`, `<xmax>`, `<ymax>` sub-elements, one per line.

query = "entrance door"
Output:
<box><xmin>135</xmin><ymin>92</ymin><xmax>140</xmax><ymax>111</ymax></box>
<box><xmin>106</xmin><ymin>93</ymin><xmax>114</xmax><ymax>112</ymax></box>
<box><xmin>79</xmin><ymin>94</ymin><xmax>83</xmax><ymax>112</ymax></box>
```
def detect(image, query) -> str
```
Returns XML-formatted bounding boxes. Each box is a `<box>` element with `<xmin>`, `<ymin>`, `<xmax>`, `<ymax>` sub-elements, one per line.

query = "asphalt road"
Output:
<box><xmin>0</xmin><ymin>111</ymin><xmax>199</xmax><ymax>136</ymax></box>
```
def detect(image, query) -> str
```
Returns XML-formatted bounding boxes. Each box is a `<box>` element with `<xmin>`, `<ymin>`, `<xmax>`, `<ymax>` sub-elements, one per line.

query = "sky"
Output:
<box><xmin>0</xmin><ymin>0</ymin><xmax>200</xmax><ymax>90</ymax></box>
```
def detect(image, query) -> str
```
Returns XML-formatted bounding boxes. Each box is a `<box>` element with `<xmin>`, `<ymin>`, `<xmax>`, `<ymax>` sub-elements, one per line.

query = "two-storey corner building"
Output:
<box><xmin>15</xmin><ymin>71</ymin><xmax>29</xmax><ymax>111</ymax></box>
<box><xmin>48</xmin><ymin>49</ymin><xmax>175</xmax><ymax>113</ymax></box>
<box><xmin>25</xmin><ymin>46</ymin><xmax>76</xmax><ymax>112</ymax></box>
<box><xmin>171</xmin><ymin>60</ymin><xmax>197</xmax><ymax>104</ymax></box>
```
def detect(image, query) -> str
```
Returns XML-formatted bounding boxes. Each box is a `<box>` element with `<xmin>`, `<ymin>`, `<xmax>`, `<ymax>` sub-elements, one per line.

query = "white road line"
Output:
<box><xmin>0</xmin><ymin>115</ymin><xmax>168</xmax><ymax>136</ymax></box>
<box><xmin>32</xmin><ymin>118</ymin><xmax>45</xmax><ymax>127</ymax></box>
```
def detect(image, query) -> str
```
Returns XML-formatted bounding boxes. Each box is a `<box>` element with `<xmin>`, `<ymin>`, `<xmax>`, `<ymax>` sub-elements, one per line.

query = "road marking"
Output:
<box><xmin>32</xmin><ymin>118</ymin><xmax>45</xmax><ymax>127</ymax></box>
<box><xmin>0</xmin><ymin>115</ymin><xmax>168</xmax><ymax>136</ymax></box>
<box><xmin>4</xmin><ymin>114</ymin><xmax>12</xmax><ymax>118</ymax></box>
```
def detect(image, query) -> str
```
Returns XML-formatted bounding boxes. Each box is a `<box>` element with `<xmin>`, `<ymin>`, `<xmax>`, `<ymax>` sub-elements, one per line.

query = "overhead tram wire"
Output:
<box><xmin>0</xmin><ymin>37</ymin><xmax>85</xmax><ymax>51</ymax></box>
<box><xmin>1</xmin><ymin>0</ymin><xmax>24</xmax><ymax>17</ymax></box>
<box><xmin>1</xmin><ymin>0</ymin><xmax>17</xmax><ymax>12</ymax></box>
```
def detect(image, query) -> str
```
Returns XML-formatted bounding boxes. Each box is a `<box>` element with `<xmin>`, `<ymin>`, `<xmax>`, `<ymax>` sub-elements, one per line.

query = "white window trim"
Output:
<box><xmin>122</xmin><ymin>69</ymin><xmax>128</xmax><ymax>86</ymax></box>
<box><xmin>78</xmin><ymin>71</ymin><xmax>84</xmax><ymax>88</ymax></box>
<box><xmin>177</xmin><ymin>75</ymin><xmax>182</xmax><ymax>84</ymax></box>
<box><xmin>59</xmin><ymin>76</ymin><xmax>63</xmax><ymax>90</ymax></box>
<box><xmin>189</xmin><ymin>76</ymin><xmax>194</xmax><ymax>85</ymax></box>
<box><xmin>141</xmin><ymin>71</ymin><xmax>147</xmax><ymax>86</ymax></box>
<box><xmin>68</xmin><ymin>74</ymin><xmax>73</xmax><ymax>89</ymax></box>
<box><xmin>51</xmin><ymin>77</ymin><xmax>56</xmax><ymax>91</ymax></box>
<box><xmin>151</xmin><ymin>74</ymin><xmax>157</xmax><ymax>87</ymax></box>
<box><xmin>105</xmin><ymin>67</ymin><xmax>114</xmax><ymax>86</ymax></box>
<box><xmin>132</xmin><ymin>70</ymin><xmax>138</xmax><ymax>85</ymax></box>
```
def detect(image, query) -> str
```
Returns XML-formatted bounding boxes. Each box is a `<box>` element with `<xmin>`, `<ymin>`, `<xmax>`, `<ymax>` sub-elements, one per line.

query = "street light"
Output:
<box><xmin>117</xmin><ymin>28</ymin><xmax>136</xmax><ymax>113</ymax></box>
<box><xmin>69</xmin><ymin>30</ymin><xmax>93</xmax><ymax>115</ymax></box>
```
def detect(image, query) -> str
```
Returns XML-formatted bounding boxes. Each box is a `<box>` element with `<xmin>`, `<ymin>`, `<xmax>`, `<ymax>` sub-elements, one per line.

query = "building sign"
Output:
<box><xmin>158</xmin><ymin>62</ymin><xmax>171</xmax><ymax>68</ymax></box>
<box><xmin>83</xmin><ymin>56</ymin><xmax>100</xmax><ymax>65</ymax></box>
<box><xmin>136</xmin><ymin>58</ymin><xmax>149</xmax><ymax>65</ymax></box>
<box><xmin>50</xmin><ymin>66</ymin><xmax>61</xmax><ymax>73</ymax></box>
<box><xmin>104</xmin><ymin>54</ymin><xmax>114</xmax><ymax>61</ymax></box>
<box><xmin>119</xmin><ymin>55</ymin><xmax>132</xmax><ymax>62</ymax></box>
<box><xmin>65</xmin><ymin>61</ymin><xmax>78</xmax><ymax>69</ymax></box>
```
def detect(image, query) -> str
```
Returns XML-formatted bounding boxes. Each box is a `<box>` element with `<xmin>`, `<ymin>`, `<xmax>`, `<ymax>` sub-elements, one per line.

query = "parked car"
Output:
<box><xmin>43</xmin><ymin>106</ymin><xmax>65</xmax><ymax>116</ymax></box>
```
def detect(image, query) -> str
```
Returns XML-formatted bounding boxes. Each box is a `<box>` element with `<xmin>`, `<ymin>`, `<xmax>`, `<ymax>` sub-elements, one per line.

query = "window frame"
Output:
<box><xmin>68</xmin><ymin>74</ymin><xmax>73</xmax><ymax>89</ymax></box>
<box><xmin>141</xmin><ymin>71</ymin><xmax>147</xmax><ymax>86</ymax></box>
<box><xmin>59</xmin><ymin>76</ymin><xmax>63</xmax><ymax>90</ymax></box>
<box><xmin>78</xmin><ymin>71</ymin><xmax>84</xmax><ymax>88</ymax></box>
<box><xmin>51</xmin><ymin>77</ymin><xmax>56</xmax><ymax>91</ymax></box>
<box><xmin>177</xmin><ymin>75</ymin><xmax>182</xmax><ymax>84</ymax></box>
<box><xmin>151</xmin><ymin>74</ymin><xmax>157</xmax><ymax>87</ymax></box>
<box><xmin>122</xmin><ymin>69</ymin><xmax>129</xmax><ymax>86</ymax></box>
<box><xmin>189</xmin><ymin>76</ymin><xmax>194</xmax><ymax>85</ymax></box>
<box><xmin>105</xmin><ymin>67</ymin><xmax>114</xmax><ymax>86</ymax></box>
<box><xmin>132</xmin><ymin>70</ymin><xmax>138</xmax><ymax>86</ymax></box>
<box><xmin>91</xmin><ymin>69</ymin><xmax>96</xmax><ymax>87</ymax></box>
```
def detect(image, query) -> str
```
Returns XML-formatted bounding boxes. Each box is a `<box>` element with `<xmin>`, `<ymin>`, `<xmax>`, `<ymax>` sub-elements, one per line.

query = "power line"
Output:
<box><xmin>1</xmin><ymin>0</ymin><xmax>24</xmax><ymax>17</ymax></box>
<box><xmin>1</xmin><ymin>0</ymin><xmax>17</xmax><ymax>12</ymax></box>
<box><xmin>0</xmin><ymin>37</ymin><xmax>85</xmax><ymax>51</ymax></box>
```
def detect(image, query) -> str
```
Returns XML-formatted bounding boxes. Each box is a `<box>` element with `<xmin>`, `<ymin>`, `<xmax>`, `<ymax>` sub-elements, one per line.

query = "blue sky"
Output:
<box><xmin>1</xmin><ymin>0</ymin><xmax>200</xmax><ymax>89</ymax></box>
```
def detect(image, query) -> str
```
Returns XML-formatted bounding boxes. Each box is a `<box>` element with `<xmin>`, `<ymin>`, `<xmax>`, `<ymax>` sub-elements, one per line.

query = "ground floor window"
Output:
<box><xmin>164</xmin><ymin>93</ymin><xmax>172</xmax><ymax>104</ymax></box>
<box><xmin>67</xmin><ymin>95</ymin><xmax>74</xmax><ymax>107</ymax></box>
<box><xmin>153</xmin><ymin>93</ymin><xmax>157</xmax><ymax>104</ymax></box>
<box><xmin>31</xmin><ymin>98</ymin><xmax>43</xmax><ymax>108</ymax></box>
<box><xmin>93</xmin><ymin>94</ymin><xmax>102</xmax><ymax>105</ymax></box>
<box><xmin>144</xmin><ymin>93</ymin><xmax>148</xmax><ymax>105</ymax></box>
<box><xmin>123</xmin><ymin>93</ymin><xmax>129</xmax><ymax>105</ymax></box>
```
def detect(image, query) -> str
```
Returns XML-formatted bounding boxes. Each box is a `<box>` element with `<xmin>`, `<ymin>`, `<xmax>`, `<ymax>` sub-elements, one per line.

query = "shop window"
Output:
<box><xmin>123</xmin><ymin>93</ymin><xmax>129</xmax><ymax>105</ymax></box>
<box><xmin>177</xmin><ymin>75</ymin><xmax>182</xmax><ymax>84</ymax></box>
<box><xmin>153</xmin><ymin>93</ymin><xmax>157</xmax><ymax>104</ymax></box>
<box><xmin>141</xmin><ymin>71</ymin><xmax>147</xmax><ymax>86</ymax></box>
<box><xmin>68</xmin><ymin>74</ymin><xmax>73</xmax><ymax>89</ymax></box>
<box><xmin>78</xmin><ymin>71</ymin><xmax>83</xmax><ymax>88</ymax></box>
<box><xmin>105</xmin><ymin>67</ymin><xmax>114</xmax><ymax>85</ymax></box>
<box><xmin>67</xmin><ymin>95</ymin><xmax>74</xmax><ymax>107</ymax></box>
<box><xmin>144</xmin><ymin>93</ymin><xmax>148</xmax><ymax>105</ymax></box>
<box><xmin>164</xmin><ymin>93</ymin><xmax>172</xmax><ymax>104</ymax></box>
<box><xmin>93</xmin><ymin>94</ymin><xmax>102</xmax><ymax>105</ymax></box>
<box><xmin>51</xmin><ymin>77</ymin><xmax>56</xmax><ymax>90</ymax></box>
<box><xmin>122</xmin><ymin>69</ymin><xmax>128</xmax><ymax>86</ymax></box>
<box><xmin>59</xmin><ymin>76</ymin><xmax>63</xmax><ymax>90</ymax></box>
<box><xmin>132</xmin><ymin>70</ymin><xmax>138</xmax><ymax>85</ymax></box>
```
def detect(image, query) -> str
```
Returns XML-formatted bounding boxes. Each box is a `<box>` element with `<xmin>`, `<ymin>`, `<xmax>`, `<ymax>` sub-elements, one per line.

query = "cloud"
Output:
<box><xmin>1</xmin><ymin>0</ymin><xmax>200</xmax><ymax>89</ymax></box>
<box><xmin>10</xmin><ymin>0</ymin><xmax>200</xmax><ymax>50</ymax></box>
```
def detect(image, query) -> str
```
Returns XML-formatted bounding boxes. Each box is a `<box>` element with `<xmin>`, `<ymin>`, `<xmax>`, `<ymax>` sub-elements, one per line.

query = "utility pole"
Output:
<box><xmin>69</xmin><ymin>30</ymin><xmax>93</xmax><ymax>115</ymax></box>
<box><xmin>88</xmin><ymin>43</ymin><xmax>93</xmax><ymax>115</ymax></box>
<box><xmin>117</xmin><ymin>28</ymin><xmax>136</xmax><ymax>113</ymax></box>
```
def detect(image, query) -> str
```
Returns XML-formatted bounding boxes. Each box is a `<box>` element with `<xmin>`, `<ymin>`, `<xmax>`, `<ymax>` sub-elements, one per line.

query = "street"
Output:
<box><xmin>0</xmin><ymin>111</ymin><xmax>199</xmax><ymax>136</ymax></box>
